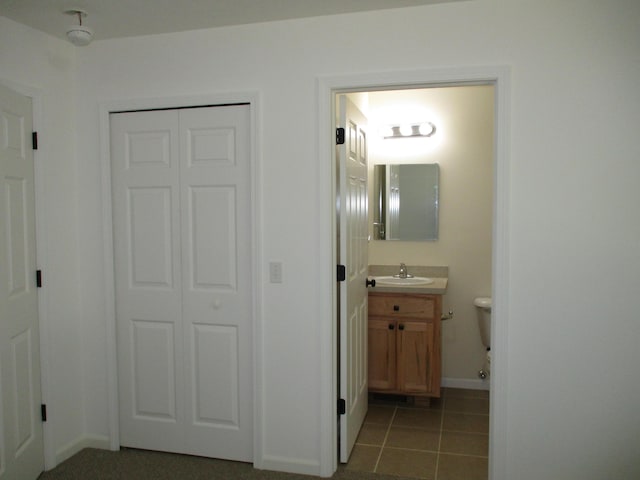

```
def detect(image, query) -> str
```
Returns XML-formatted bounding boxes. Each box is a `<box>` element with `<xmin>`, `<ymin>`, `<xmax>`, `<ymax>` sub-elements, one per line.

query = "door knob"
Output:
<box><xmin>366</xmin><ymin>278</ymin><xmax>376</xmax><ymax>287</ymax></box>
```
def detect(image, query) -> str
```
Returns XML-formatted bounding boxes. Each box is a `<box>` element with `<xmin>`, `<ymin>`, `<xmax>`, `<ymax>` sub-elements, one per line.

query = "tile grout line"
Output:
<box><xmin>379</xmin><ymin>445</ymin><xmax>488</xmax><ymax>459</ymax></box>
<box><xmin>434</xmin><ymin>394</ymin><xmax>446</xmax><ymax>480</ymax></box>
<box><xmin>372</xmin><ymin>406</ymin><xmax>397</xmax><ymax>473</ymax></box>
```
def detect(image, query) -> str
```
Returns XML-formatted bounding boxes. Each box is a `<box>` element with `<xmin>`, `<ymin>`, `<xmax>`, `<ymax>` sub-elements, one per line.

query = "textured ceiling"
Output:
<box><xmin>0</xmin><ymin>0</ymin><xmax>461</xmax><ymax>42</ymax></box>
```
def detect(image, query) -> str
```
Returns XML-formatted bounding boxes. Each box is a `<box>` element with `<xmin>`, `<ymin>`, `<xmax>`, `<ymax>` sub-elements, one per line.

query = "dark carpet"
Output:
<box><xmin>37</xmin><ymin>448</ymin><xmax>413</xmax><ymax>480</ymax></box>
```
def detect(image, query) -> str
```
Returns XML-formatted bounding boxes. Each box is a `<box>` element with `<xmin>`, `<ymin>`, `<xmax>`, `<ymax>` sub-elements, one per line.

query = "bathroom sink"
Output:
<box><xmin>374</xmin><ymin>276</ymin><xmax>434</xmax><ymax>286</ymax></box>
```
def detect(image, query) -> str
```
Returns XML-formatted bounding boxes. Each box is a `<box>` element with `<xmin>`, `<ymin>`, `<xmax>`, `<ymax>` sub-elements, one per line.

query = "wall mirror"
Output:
<box><xmin>373</xmin><ymin>163</ymin><xmax>440</xmax><ymax>241</ymax></box>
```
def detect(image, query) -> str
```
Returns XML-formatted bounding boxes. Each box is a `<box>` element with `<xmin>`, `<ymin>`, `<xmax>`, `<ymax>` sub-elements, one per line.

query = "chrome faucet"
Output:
<box><xmin>399</xmin><ymin>263</ymin><xmax>408</xmax><ymax>278</ymax></box>
<box><xmin>395</xmin><ymin>263</ymin><xmax>413</xmax><ymax>279</ymax></box>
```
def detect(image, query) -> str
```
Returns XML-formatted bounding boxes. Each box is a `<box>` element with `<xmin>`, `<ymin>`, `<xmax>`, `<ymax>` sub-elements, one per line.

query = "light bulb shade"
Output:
<box><xmin>66</xmin><ymin>25</ymin><xmax>93</xmax><ymax>46</ymax></box>
<box><xmin>399</xmin><ymin>124</ymin><xmax>413</xmax><ymax>136</ymax></box>
<box><xmin>419</xmin><ymin>122</ymin><xmax>436</xmax><ymax>136</ymax></box>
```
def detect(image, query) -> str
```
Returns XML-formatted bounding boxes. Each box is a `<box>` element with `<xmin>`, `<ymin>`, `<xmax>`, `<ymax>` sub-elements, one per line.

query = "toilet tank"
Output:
<box><xmin>473</xmin><ymin>297</ymin><xmax>492</xmax><ymax>348</ymax></box>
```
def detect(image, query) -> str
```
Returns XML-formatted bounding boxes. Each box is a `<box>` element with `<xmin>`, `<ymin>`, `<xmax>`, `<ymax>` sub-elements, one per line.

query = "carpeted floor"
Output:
<box><xmin>37</xmin><ymin>448</ymin><xmax>416</xmax><ymax>480</ymax></box>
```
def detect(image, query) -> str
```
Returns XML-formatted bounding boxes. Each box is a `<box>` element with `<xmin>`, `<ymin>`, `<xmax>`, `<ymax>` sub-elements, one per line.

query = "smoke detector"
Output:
<box><xmin>64</xmin><ymin>9</ymin><xmax>93</xmax><ymax>46</ymax></box>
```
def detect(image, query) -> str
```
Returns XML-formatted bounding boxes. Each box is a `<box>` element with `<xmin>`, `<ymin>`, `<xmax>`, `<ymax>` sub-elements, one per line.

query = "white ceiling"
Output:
<box><xmin>0</xmin><ymin>0</ymin><xmax>460</xmax><ymax>42</ymax></box>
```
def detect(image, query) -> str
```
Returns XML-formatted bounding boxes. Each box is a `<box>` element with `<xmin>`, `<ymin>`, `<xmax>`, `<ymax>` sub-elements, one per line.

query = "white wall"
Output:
<box><xmin>0</xmin><ymin>17</ymin><xmax>85</xmax><ymax>466</ymax></box>
<box><xmin>366</xmin><ymin>85</ymin><xmax>494</xmax><ymax>383</ymax></box>
<box><xmin>3</xmin><ymin>0</ymin><xmax>640</xmax><ymax>478</ymax></box>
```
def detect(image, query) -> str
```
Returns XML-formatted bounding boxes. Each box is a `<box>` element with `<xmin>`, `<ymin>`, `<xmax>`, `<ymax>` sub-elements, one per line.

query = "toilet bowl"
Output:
<box><xmin>473</xmin><ymin>297</ymin><xmax>492</xmax><ymax>378</ymax></box>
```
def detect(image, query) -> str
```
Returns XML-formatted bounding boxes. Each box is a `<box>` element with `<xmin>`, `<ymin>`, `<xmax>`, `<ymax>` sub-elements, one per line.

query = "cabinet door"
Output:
<box><xmin>396</xmin><ymin>320</ymin><xmax>435</xmax><ymax>394</ymax></box>
<box><xmin>368</xmin><ymin>318</ymin><xmax>396</xmax><ymax>391</ymax></box>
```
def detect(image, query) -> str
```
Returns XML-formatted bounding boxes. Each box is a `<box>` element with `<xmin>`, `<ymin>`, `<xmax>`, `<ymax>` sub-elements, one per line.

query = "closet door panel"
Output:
<box><xmin>179</xmin><ymin>105</ymin><xmax>253</xmax><ymax>461</ymax></box>
<box><xmin>111</xmin><ymin>110</ymin><xmax>185</xmax><ymax>452</ymax></box>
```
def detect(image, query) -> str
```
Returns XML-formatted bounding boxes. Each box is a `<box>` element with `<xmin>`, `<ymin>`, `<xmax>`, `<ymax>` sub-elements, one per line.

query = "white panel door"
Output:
<box><xmin>179</xmin><ymin>106</ymin><xmax>252</xmax><ymax>459</ymax></box>
<box><xmin>0</xmin><ymin>84</ymin><xmax>44</xmax><ymax>480</ymax></box>
<box><xmin>111</xmin><ymin>104</ymin><xmax>252</xmax><ymax>461</ymax></box>
<box><xmin>111</xmin><ymin>110</ymin><xmax>185</xmax><ymax>452</ymax></box>
<box><xmin>338</xmin><ymin>95</ymin><xmax>369</xmax><ymax>462</ymax></box>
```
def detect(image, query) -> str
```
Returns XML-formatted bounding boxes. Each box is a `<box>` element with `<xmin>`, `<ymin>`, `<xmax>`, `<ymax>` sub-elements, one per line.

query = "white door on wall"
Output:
<box><xmin>0</xmin><ymin>84</ymin><xmax>44</xmax><ymax>480</ymax></box>
<box><xmin>338</xmin><ymin>95</ymin><xmax>369</xmax><ymax>462</ymax></box>
<box><xmin>110</xmin><ymin>104</ymin><xmax>253</xmax><ymax>461</ymax></box>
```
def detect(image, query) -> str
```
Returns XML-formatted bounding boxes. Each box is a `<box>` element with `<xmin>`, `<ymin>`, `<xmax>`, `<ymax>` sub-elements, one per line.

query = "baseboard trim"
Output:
<box><xmin>442</xmin><ymin>377</ymin><xmax>490</xmax><ymax>391</ymax></box>
<box><xmin>53</xmin><ymin>434</ymin><xmax>111</xmax><ymax>467</ymax></box>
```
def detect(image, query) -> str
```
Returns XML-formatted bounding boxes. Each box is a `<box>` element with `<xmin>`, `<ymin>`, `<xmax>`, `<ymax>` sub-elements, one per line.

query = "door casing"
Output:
<box><xmin>317</xmin><ymin>66</ymin><xmax>511</xmax><ymax>479</ymax></box>
<box><xmin>99</xmin><ymin>92</ymin><xmax>262</xmax><ymax>464</ymax></box>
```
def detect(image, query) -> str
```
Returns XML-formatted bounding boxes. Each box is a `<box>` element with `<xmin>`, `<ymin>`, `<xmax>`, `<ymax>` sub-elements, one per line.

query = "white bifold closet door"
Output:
<box><xmin>110</xmin><ymin>104</ymin><xmax>252</xmax><ymax>461</ymax></box>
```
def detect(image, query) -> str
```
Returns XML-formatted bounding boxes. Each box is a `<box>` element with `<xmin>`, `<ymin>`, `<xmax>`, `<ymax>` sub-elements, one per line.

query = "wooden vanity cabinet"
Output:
<box><xmin>368</xmin><ymin>292</ymin><xmax>441</xmax><ymax>397</ymax></box>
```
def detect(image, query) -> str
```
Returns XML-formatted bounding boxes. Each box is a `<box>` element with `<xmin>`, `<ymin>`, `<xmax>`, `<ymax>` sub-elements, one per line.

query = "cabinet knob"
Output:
<box><xmin>393</xmin><ymin>305</ymin><xmax>400</xmax><ymax>311</ymax></box>
<box><xmin>388</xmin><ymin>323</ymin><xmax>395</xmax><ymax>330</ymax></box>
<box><xmin>398</xmin><ymin>324</ymin><xmax>405</xmax><ymax>330</ymax></box>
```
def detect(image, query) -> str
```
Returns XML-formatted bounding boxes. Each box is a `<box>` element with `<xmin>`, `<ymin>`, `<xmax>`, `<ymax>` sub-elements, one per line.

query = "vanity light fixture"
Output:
<box><xmin>384</xmin><ymin>122</ymin><xmax>436</xmax><ymax>139</ymax></box>
<box><xmin>65</xmin><ymin>8</ymin><xmax>93</xmax><ymax>46</ymax></box>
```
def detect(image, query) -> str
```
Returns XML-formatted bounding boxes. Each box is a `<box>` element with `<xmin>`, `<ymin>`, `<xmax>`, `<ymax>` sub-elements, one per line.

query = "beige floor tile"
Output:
<box><xmin>356</xmin><ymin>422</ymin><xmax>388</xmax><ymax>446</ymax></box>
<box><xmin>365</xmin><ymin>405</ymin><xmax>396</xmax><ymax>425</ymax></box>
<box><xmin>376</xmin><ymin>448</ymin><xmax>437</xmax><ymax>479</ymax></box>
<box><xmin>442</xmin><ymin>412</ymin><xmax>489</xmax><ymax>434</ymax></box>
<box><xmin>439</xmin><ymin>431</ymin><xmax>489</xmax><ymax>457</ymax></box>
<box><xmin>436</xmin><ymin>453</ymin><xmax>488</xmax><ymax>480</ymax></box>
<box><xmin>393</xmin><ymin>407</ymin><xmax>442</xmax><ymax>430</ymax></box>
<box><xmin>385</xmin><ymin>426</ymin><xmax>440</xmax><ymax>451</ymax></box>
<box><xmin>444</xmin><ymin>397</ymin><xmax>489</xmax><ymax>415</ymax></box>
<box><xmin>345</xmin><ymin>444</ymin><xmax>380</xmax><ymax>473</ymax></box>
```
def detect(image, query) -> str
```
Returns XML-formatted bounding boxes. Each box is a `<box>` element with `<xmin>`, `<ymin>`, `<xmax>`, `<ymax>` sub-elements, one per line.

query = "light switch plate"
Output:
<box><xmin>269</xmin><ymin>261</ymin><xmax>283</xmax><ymax>283</ymax></box>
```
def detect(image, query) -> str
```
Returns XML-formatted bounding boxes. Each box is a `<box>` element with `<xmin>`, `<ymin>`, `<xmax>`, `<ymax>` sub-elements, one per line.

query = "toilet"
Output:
<box><xmin>473</xmin><ymin>297</ymin><xmax>492</xmax><ymax>379</ymax></box>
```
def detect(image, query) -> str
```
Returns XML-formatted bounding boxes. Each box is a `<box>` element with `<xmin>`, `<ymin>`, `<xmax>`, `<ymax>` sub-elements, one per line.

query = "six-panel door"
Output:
<box><xmin>0</xmin><ymin>83</ymin><xmax>44</xmax><ymax>480</ymax></box>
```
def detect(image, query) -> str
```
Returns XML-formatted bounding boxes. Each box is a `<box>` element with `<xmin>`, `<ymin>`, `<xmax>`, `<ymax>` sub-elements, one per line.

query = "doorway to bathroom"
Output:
<box><xmin>324</xmin><ymin>67</ymin><xmax>509</xmax><ymax>479</ymax></box>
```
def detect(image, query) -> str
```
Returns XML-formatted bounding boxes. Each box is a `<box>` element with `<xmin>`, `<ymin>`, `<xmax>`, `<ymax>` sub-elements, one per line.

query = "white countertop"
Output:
<box><xmin>367</xmin><ymin>264</ymin><xmax>448</xmax><ymax>294</ymax></box>
<box><xmin>369</xmin><ymin>276</ymin><xmax>448</xmax><ymax>295</ymax></box>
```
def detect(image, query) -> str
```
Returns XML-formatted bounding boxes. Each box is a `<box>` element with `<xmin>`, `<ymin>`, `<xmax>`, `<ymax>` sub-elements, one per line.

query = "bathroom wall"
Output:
<box><xmin>365</xmin><ymin>85</ymin><xmax>494</xmax><ymax>383</ymax></box>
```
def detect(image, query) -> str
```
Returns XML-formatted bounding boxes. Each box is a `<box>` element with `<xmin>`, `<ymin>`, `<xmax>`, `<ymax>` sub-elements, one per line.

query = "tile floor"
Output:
<box><xmin>346</xmin><ymin>388</ymin><xmax>489</xmax><ymax>480</ymax></box>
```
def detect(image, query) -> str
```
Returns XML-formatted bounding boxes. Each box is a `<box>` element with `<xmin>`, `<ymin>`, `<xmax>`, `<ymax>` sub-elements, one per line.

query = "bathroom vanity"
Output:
<box><xmin>367</xmin><ymin>266</ymin><xmax>447</xmax><ymax>399</ymax></box>
<box><xmin>368</xmin><ymin>292</ymin><xmax>442</xmax><ymax>397</ymax></box>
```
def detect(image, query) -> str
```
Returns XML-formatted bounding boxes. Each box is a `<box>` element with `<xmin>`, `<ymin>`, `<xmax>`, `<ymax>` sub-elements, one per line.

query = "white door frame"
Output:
<box><xmin>316</xmin><ymin>66</ymin><xmax>511</xmax><ymax>479</ymax></box>
<box><xmin>98</xmin><ymin>92</ymin><xmax>263</xmax><ymax>464</ymax></box>
<box><xmin>0</xmin><ymin>78</ymin><xmax>54</xmax><ymax>471</ymax></box>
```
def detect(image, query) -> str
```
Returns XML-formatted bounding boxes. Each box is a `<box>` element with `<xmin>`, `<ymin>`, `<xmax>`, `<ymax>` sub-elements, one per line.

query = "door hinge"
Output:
<box><xmin>32</xmin><ymin>131</ymin><xmax>38</xmax><ymax>150</ymax></box>
<box><xmin>336</xmin><ymin>127</ymin><xmax>345</xmax><ymax>145</ymax></box>
<box><xmin>337</xmin><ymin>265</ymin><xmax>346</xmax><ymax>282</ymax></box>
<box><xmin>41</xmin><ymin>404</ymin><xmax>47</xmax><ymax>422</ymax></box>
<box><xmin>337</xmin><ymin>398</ymin><xmax>346</xmax><ymax>415</ymax></box>
<box><xmin>36</xmin><ymin>270</ymin><xmax>42</xmax><ymax>288</ymax></box>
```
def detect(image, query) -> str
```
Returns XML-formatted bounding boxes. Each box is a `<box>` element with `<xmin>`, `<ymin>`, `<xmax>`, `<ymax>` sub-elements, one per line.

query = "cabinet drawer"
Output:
<box><xmin>369</xmin><ymin>293</ymin><xmax>438</xmax><ymax>319</ymax></box>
